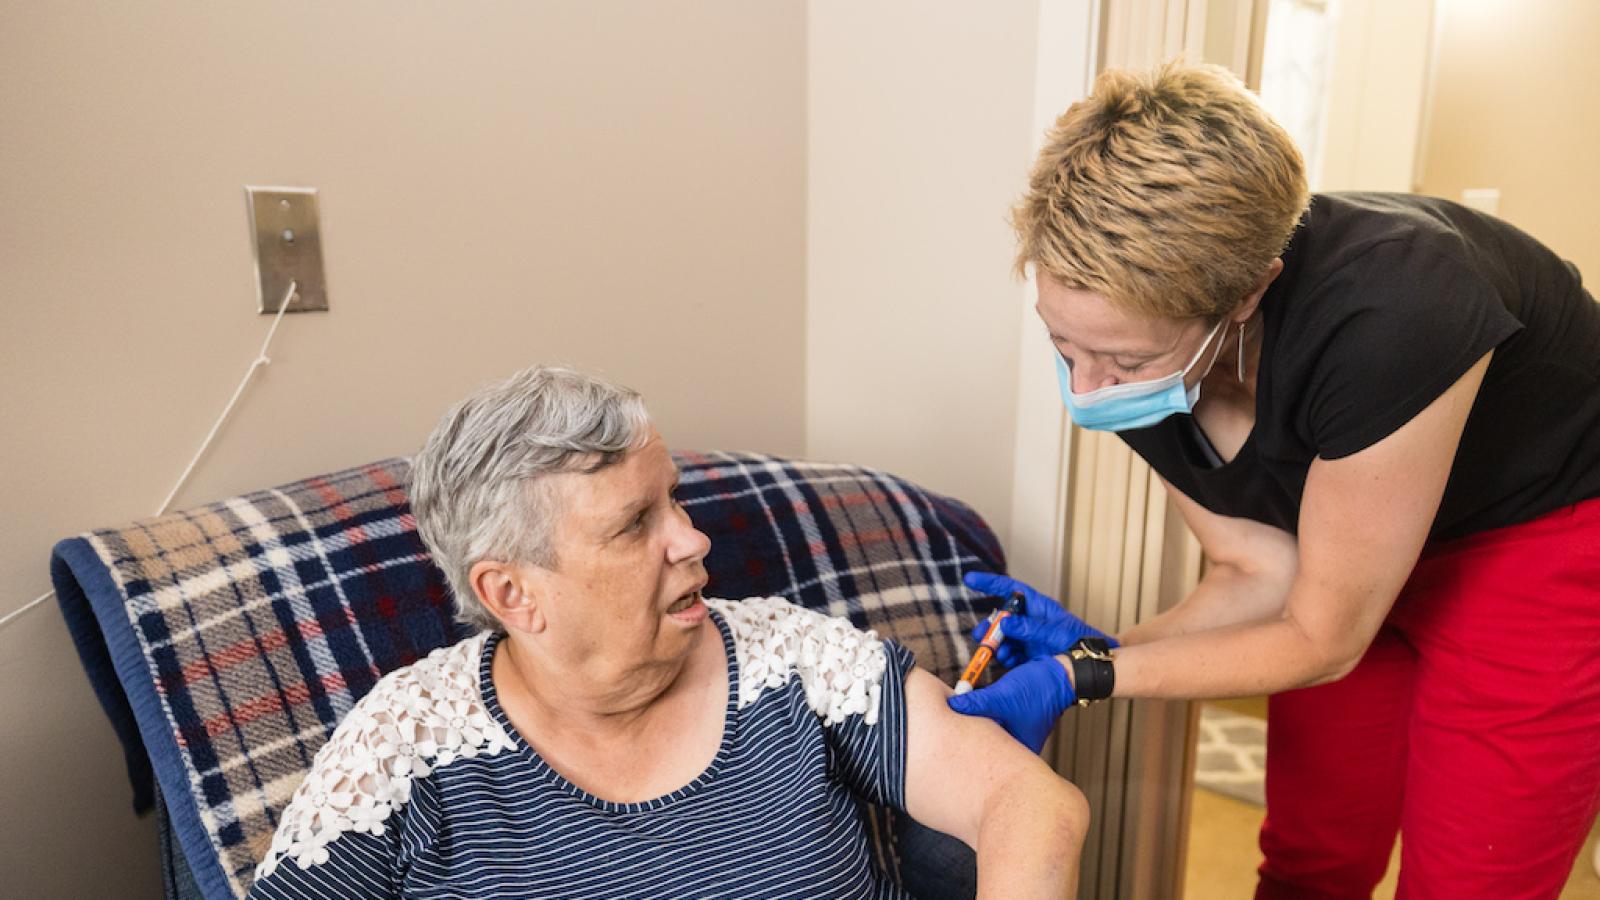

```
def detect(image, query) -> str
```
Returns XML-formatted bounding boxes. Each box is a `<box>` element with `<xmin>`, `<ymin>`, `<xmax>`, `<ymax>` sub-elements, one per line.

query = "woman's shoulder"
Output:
<box><xmin>1266</xmin><ymin>193</ymin><xmax>1524</xmax><ymax>369</ymax></box>
<box><xmin>1295</xmin><ymin>193</ymin><xmax>1522</xmax><ymax>297</ymax></box>
<box><xmin>706</xmin><ymin>596</ymin><xmax>898</xmax><ymax>727</ymax></box>
<box><xmin>254</xmin><ymin>632</ymin><xmax>517</xmax><ymax>880</ymax></box>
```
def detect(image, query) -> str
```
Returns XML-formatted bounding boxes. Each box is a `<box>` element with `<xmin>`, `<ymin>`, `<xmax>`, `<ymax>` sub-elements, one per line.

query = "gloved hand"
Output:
<box><xmin>947</xmin><ymin>656</ymin><xmax>1076</xmax><ymax>754</ymax></box>
<box><xmin>964</xmin><ymin>571</ymin><xmax>1117</xmax><ymax>668</ymax></box>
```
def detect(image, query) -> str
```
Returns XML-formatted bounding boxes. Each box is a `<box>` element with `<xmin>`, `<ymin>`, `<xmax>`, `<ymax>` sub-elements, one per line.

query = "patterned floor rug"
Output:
<box><xmin>1194</xmin><ymin>705</ymin><xmax>1266</xmax><ymax>807</ymax></box>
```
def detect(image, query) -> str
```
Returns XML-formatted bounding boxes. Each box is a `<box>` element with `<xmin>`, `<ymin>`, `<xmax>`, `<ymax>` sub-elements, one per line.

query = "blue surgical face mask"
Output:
<box><xmin>1054</xmin><ymin>319</ymin><xmax>1229</xmax><ymax>432</ymax></box>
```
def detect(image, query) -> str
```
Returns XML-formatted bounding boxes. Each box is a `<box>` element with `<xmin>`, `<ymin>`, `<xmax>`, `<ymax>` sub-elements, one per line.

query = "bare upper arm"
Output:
<box><xmin>1163</xmin><ymin>477</ymin><xmax>1298</xmax><ymax>577</ymax></box>
<box><xmin>900</xmin><ymin>667</ymin><xmax>1077</xmax><ymax>848</ymax></box>
<box><xmin>1285</xmin><ymin>351</ymin><xmax>1492</xmax><ymax>673</ymax></box>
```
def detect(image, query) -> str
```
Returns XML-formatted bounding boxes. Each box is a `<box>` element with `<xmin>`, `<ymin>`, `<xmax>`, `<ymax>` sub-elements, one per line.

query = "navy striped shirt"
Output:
<box><xmin>249</xmin><ymin>597</ymin><xmax>916</xmax><ymax>899</ymax></box>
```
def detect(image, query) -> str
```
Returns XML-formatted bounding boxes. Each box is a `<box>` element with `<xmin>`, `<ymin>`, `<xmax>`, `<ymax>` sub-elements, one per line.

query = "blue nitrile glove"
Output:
<box><xmin>947</xmin><ymin>656</ymin><xmax>1076</xmax><ymax>754</ymax></box>
<box><xmin>965</xmin><ymin>571</ymin><xmax>1118</xmax><ymax>669</ymax></box>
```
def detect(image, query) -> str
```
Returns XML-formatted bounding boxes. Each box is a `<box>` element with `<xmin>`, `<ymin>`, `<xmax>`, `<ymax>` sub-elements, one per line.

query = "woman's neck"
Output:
<box><xmin>491</xmin><ymin>624</ymin><xmax>729</xmax><ymax>802</ymax></box>
<box><xmin>1205</xmin><ymin>312</ymin><xmax>1265</xmax><ymax>398</ymax></box>
<box><xmin>500</xmin><ymin>626</ymin><xmax>701</xmax><ymax>727</ymax></box>
<box><xmin>1190</xmin><ymin>312</ymin><xmax>1265</xmax><ymax>463</ymax></box>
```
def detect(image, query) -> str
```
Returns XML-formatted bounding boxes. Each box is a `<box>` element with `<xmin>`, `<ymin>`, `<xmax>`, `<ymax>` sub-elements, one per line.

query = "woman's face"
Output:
<box><xmin>1034</xmin><ymin>272</ymin><xmax>1218</xmax><ymax>394</ymax></box>
<box><xmin>522</xmin><ymin>430</ymin><xmax>713</xmax><ymax>692</ymax></box>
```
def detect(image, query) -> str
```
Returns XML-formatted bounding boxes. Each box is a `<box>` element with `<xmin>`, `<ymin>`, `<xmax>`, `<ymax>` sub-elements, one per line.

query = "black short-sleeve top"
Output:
<box><xmin>1119</xmin><ymin>192</ymin><xmax>1600</xmax><ymax>542</ymax></box>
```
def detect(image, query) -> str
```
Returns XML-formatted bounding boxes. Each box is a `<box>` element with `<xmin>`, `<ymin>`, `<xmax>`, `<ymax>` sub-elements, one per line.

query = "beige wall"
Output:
<box><xmin>1418</xmin><ymin>0</ymin><xmax>1600</xmax><ymax>279</ymax></box>
<box><xmin>806</xmin><ymin>0</ymin><xmax>1042</xmax><ymax>548</ymax></box>
<box><xmin>0</xmin><ymin>2</ymin><xmax>804</xmax><ymax>895</ymax></box>
<box><xmin>1318</xmin><ymin>0</ymin><xmax>1435</xmax><ymax>192</ymax></box>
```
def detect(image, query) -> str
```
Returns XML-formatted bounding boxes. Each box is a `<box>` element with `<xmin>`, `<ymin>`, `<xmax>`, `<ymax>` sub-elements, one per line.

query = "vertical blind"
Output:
<box><xmin>1042</xmin><ymin>2</ymin><xmax>1266</xmax><ymax>896</ymax></box>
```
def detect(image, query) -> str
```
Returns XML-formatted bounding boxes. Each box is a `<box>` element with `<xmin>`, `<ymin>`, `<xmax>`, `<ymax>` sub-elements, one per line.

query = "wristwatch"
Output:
<box><xmin>1067</xmin><ymin>637</ymin><xmax>1116</xmax><ymax>707</ymax></box>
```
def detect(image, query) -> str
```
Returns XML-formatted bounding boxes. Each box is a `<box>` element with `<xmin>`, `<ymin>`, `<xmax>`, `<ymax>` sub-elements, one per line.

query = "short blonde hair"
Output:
<box><xmin>1013</xmin><ymin>61</ymin><xmax>1310</xmax><ymax>320</ymax></box>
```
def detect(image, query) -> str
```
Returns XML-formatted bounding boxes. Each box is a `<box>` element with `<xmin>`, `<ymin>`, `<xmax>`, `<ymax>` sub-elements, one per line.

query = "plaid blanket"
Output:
<box><xmin>52</xmin><ymin>451</ymin><xmax>1005</xmax><ymax>900</ymax></box>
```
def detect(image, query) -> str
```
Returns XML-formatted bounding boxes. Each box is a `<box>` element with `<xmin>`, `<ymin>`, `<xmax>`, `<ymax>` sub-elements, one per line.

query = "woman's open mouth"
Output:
<box><xmin>666</xmin><ymin>589</ymin><xmax>705</xmax><ymax>620</ymax></box>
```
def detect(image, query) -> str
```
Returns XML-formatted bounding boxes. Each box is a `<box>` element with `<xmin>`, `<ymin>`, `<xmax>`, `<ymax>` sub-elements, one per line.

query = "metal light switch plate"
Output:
<box><xmin>245</xmin><ymin>186</ymin><xmax>328</xmax><ymax>313</ymax></box>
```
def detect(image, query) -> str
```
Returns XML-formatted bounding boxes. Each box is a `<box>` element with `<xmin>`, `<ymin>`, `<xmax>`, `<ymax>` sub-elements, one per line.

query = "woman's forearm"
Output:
<box><xmin>1100</xmin><ymin>607</ymin><xmax>1359</xmax><ymax>701</ymax></box>
<box><xmin>1116</xmin><ymin>558</ymin><xmax>1295</xmax><ymax>647</ymax></box>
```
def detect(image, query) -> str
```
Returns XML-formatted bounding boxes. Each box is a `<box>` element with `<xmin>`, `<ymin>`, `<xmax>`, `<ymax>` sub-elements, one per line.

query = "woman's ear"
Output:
<box><xmin>469</xmin><ymin>560</ymin><xmax>546</xmax><ymax>634</ymax></box>
<box><xmin>1233</xmin><ymin>257</ymin><xmax>1285</xmax><ymax>323</ymax></box>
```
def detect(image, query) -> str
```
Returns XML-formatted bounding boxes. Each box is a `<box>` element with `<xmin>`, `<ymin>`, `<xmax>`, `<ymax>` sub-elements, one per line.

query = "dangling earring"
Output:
<box><xmin>1237</xmin><ymin>322</ymin><xmax>1248</xmax><ymax>382</ymax></box>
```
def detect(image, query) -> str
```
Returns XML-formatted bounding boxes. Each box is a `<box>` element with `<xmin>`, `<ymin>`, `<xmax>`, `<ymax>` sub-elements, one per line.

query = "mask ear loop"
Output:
<box><xmin>1236</xmin><ymin>321</ymin><xmax>1247</xmax><ymax>382</ymax></box>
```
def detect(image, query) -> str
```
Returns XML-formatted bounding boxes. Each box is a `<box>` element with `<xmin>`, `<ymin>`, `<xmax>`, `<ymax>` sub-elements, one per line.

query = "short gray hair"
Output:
<box><xmin>407</xmin><ymin>365</ymin><xmax>652</xmax><ymax>633</ymax></box>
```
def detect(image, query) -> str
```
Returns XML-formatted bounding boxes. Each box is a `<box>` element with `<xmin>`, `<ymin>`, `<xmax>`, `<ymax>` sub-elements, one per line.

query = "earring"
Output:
<box><xmin>1237</xmin><ymin>322</ymin><xmax>1248</xmax><ymax>382</ymax></box>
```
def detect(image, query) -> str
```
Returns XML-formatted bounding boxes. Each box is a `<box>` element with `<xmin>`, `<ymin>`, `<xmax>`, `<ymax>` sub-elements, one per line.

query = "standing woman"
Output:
<box><xmin>948</xmin><ymin>61</ymin><xmax>1600</xmax><ymax>898</ymax></box>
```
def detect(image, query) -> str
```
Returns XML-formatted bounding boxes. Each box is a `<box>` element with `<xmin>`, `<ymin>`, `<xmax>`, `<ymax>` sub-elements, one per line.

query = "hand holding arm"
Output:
<box><xmin>946</xmin><ymin>656</ymin><xmax>1077</xmax><ymax>754</ymax></box>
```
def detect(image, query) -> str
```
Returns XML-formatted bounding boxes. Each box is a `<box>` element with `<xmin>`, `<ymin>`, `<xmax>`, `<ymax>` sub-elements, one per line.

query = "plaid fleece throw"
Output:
<box><xmin>52</xmin><ymin>451</ymin><xmax>1005</xmax><ymax>900</ymax></box>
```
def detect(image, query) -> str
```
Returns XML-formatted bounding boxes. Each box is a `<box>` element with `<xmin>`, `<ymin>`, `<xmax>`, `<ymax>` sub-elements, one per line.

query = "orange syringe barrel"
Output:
<box><xmin>955</xmin><ymin>591</ymin><xmax>1027</xmax><ymax>694</ymax></box>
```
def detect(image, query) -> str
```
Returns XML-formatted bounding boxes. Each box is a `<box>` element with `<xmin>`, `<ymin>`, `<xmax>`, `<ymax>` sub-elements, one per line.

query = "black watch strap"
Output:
<box><xmin>1068</xmin><ymin>637</ymin><xmax>1115</xmax><ymax>706</ymax></box>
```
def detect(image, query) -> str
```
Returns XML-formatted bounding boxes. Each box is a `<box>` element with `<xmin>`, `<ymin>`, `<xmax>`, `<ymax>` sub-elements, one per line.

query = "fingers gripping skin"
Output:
<box><xmin>945</xmin><ymin>658</ymin><xmax>1077</xmax><ymax>754</ymax></box>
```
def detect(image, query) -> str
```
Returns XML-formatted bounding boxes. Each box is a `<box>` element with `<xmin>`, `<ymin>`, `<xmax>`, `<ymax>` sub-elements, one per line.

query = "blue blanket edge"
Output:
<box><xmin>52</xmin><ymin>536</ymin><xmax>237</xmax><ymax>900</ymax></box>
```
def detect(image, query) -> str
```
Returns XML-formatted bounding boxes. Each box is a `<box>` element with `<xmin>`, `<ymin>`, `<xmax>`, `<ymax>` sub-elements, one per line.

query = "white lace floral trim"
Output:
<box><xmin>255</xmin><ymin>632</ymin><xmax>515</xmax><ymax>879</ymax></box>
<box><xmin>706</xmin><ymin>596</ymin><xmax>889</xmax><ymax>727</ymax></box>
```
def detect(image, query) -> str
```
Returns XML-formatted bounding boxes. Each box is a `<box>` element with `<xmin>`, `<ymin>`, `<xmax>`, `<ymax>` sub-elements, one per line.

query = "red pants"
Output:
<box><xmin>1255</xmin><ymin>498</ymin><xmax>1600</xmax><ymax>900</ymax></box>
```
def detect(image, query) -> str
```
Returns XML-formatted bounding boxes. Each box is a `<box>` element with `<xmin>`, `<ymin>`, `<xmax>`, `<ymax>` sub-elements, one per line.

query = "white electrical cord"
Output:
<box><xmin>0</xmin><ymin>280</ymin><xmax>300</xmax><ymax>632</ymax></box>
<box><xmin>0</xmin><ymin>591</ymin><xmax>56</xmax><ymax>630</ymax></box>
<box><xmin>154</xmin><ymin>281</ymin><xmax>298</xmax><ymax>516</ymax></box>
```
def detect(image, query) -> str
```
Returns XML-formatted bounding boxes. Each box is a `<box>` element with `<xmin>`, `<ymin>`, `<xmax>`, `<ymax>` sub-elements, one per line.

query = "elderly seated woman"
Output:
<box><xmin>247</xmin><ymin>365</ymin><xmax>1087</xmax><ymax>899</ymax></box>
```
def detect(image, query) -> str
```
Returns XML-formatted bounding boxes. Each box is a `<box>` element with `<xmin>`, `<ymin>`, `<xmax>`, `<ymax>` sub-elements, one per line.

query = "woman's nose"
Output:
<box><xmin>1071</xmin><ymin>360</ymin><xmax>1120</xmax><ymax>393</ymax></box>
<box><xmin>667</xmin><ymin>506</ymin><xmax>712</xmax><ymax>566</ymax></box>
